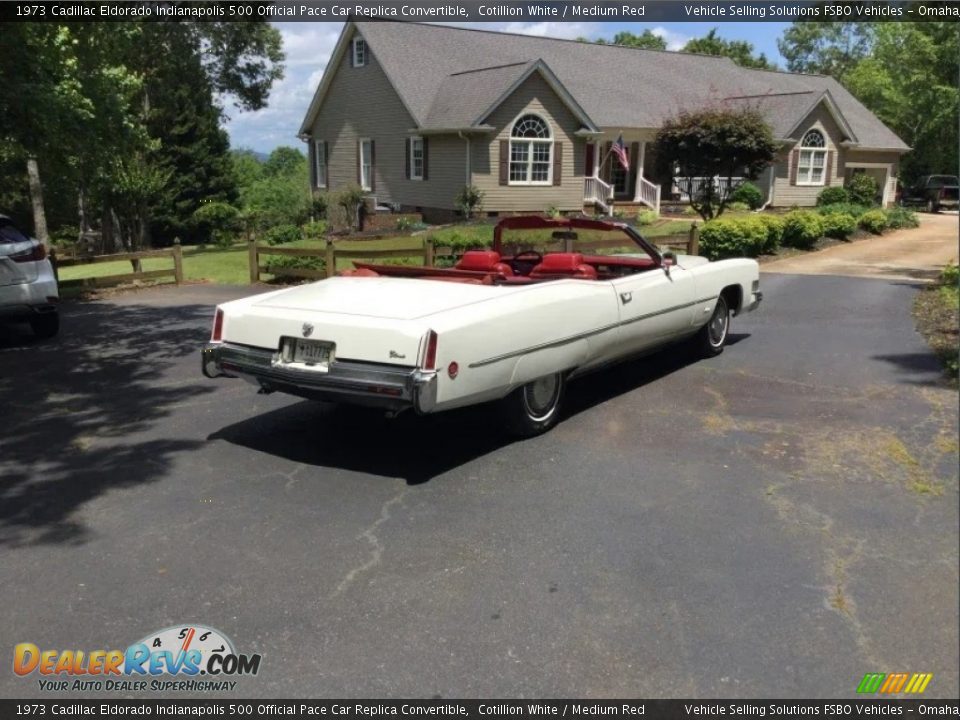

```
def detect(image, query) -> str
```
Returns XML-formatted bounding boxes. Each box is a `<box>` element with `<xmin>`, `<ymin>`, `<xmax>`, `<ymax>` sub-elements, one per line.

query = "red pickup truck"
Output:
<box><xmin>900</xmin><ymin>175</ymin><xmax>959</xmax><ymax>212</ymax></box>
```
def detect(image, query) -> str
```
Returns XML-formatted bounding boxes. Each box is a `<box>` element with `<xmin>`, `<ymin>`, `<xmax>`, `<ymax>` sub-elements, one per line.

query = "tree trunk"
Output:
<box><xmin>26</xmin><ymin>157</ymin><xmax>50</xmax><ymax>248</ymax></box>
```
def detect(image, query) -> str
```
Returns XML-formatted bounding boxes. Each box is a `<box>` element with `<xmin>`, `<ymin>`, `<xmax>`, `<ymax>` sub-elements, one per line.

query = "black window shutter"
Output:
<box><xmin>369</xmin><ymin>140</ymin><xmax>375</xmax><ymax>192</ymax></box>
<box><xmin>499</xmin><ymin>140</ymin><xmax>509</xmax><ymax>185</ymax></box>
<box><xmin>553</xmin><ymin>142</ymin><xmax>563</xmax><ymax>186</ymax></box>
<box><xmin>790</xmin><ymin>149</ymin><xmax>799</xmax><ymax>185</ymax></box>
<box><xmin>405</xmin><ymin>138</ymin><xmax>411</xmax><ymax>180</ymax></box>
<box><xmin>422</xmin><ymin>138</ymin><xmax>429</xmax><ymax>181</ymax></box>
<box><xmin>323</xmin><ymin>142</ymin><xmax>329</xmax><ymax>188</ymax></box>
<box><xmin>308</xmin><ymin>141</ymin><xmax>317</xmax><ymax>188</ymax></box>
<box><xmin>356</xmin><ymin>141</ymin><xmax>361</xmax><ymax>185</ymax></box>
<box><xmin>825</xmin><ymin>151</ymin><xmax>833</xmax><ymax>185</ymax></box>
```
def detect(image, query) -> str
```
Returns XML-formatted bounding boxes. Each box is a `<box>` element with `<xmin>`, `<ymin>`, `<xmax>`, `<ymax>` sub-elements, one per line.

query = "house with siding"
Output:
<box><xmin>298</xmin><ymin>21</ymin><xmax>909</xmax><ymax>221</ymax></box>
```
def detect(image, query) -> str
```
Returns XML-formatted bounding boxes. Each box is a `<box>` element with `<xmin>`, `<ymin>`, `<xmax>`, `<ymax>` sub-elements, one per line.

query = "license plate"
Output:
<box><xmin>287</xmin><ymin>338</ymin><xmax>333</xmax><ymax>366</ymax></box>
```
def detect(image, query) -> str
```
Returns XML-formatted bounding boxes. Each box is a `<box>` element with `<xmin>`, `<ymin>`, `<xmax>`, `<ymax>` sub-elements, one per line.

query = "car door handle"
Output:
<box><xmin>620</xmin><ymin>292</ymin><xmax>632</xmax><ymax>304</ymax></box>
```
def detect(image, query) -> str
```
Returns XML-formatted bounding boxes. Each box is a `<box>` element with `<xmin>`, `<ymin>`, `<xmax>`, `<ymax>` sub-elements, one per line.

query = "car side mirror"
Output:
<box><xmin>662</xmin><ymin>250</ymin><xmax>676</xmax><ymax>274</ymax></box>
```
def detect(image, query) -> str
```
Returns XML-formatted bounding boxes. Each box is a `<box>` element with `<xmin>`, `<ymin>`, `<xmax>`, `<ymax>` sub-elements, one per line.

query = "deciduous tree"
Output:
<box><xmin>653</xmin><ymin>108</ymin><xmax>778</xmax><ymax>220</ymax></box>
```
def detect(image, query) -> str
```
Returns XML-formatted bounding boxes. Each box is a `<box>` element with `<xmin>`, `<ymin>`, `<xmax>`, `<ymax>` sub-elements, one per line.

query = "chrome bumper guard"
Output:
<box><xmin>202</xmin><ymin>342</ymin><xmax>437</xmax><ymax>413</ymax></box>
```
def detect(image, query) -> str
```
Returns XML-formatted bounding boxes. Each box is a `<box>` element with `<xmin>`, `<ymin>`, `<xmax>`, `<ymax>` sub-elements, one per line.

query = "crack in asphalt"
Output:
<box><xmin>330</xmin><ymin>488</ymin><xmax>408</xmax><ymax>598</ymax></box>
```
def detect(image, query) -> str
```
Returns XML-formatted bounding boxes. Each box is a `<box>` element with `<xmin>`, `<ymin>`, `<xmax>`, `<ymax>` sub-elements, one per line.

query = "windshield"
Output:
<box><xmin>0</xmin><ymin>221</ymin><xmax>30</xmax><ymax>245</ymax></box>
<box><xmin>498</xmin><ymin>225</ymin><xmax>655</xmax><ymax>263</ymax></box>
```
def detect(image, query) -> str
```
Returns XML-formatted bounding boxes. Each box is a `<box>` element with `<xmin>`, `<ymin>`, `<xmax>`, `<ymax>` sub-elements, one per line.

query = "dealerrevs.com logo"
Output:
<box><xmin>14</xmin><ymin>624</ymin><xmax>261</xmax><ymax>692</ymax></box>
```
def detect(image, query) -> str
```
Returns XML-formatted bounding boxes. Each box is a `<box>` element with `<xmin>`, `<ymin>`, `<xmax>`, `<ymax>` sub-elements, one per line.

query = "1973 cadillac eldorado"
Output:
<box><xmin>202</xmin><ymin>216</ymin><xmax>761</xmax><ymax>436</ymax></box>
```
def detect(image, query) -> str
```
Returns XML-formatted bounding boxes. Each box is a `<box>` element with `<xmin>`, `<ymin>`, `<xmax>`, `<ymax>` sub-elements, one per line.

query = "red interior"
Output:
<box><xmin>336</xmin><ymin>216</ymin><xmax>662</xmax><ymax>285</ymax></box>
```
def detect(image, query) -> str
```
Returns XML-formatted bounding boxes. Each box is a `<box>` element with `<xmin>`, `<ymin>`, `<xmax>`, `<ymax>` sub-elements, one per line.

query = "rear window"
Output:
<box><xmin>0</xmin><ymin>221</ymin><xmax>30</xmax><ymax>245</ymax></box>
<box><xmin>929</xmin><ymin>176</ymin><xmax>958</xmax><ymax>188</ymax></box>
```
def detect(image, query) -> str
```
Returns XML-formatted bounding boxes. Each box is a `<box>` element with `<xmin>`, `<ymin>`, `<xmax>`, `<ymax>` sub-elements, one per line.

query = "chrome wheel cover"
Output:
<box><xmin>522</xmin><ymin>374</ymin><xmax>561</xmax><ymax>421</ymax></box>
<box><xmin>708</xmin><ymin>298</ymin><xmax>729</xmax><ymax>347</ymax></box>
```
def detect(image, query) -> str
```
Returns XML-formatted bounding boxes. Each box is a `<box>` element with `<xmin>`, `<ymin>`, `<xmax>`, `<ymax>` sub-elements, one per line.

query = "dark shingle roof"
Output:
<box><xmin>310</xmin><ymin>22</ymin><xmax>908</xmax><ymax>151</ymax></box>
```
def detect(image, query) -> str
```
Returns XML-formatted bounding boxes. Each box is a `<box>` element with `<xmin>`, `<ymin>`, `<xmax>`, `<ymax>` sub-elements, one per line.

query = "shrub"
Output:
<box><xmin>816</xmin><ymin>202</ymin><xmax>870</xmax><ymax>219</ymax></box>
<box><xmin>726</xmin><ymin>201</ymin><xmax>751</xmax><ymax>213</ymax></box>
<box><xmin>883</xmin><ymin>207</ymin><xmax>920</xmax><ymax>229</ymax></box>
<box><xmin>756</xmin><ymin>214</ymin><xmax>784</xmax><ymax>254</ymax></box>
<box><xmin>942</xmin><ymin>263</ymin><xmax>959</xmax><ymax>286</ymax></box>
<box><xmin>858</xmin><ymin>209</ymin><xmax>889</xmax><ymax>235</ymax></box>
<box><xmin>311</xmin><ymin>192</ymin><xmax>329</xmax><ymax>220</ymax></box>
<box><xmin>545</xmin><ymin>204</ymin><xmax>562</xmax><ymax>219</ymax></box>
<box><xmin>262</xmin><ymin>224</ymin><xmax>301</xmax><ymax>246</ymax></box>
<box><xmin>335</xmin><ymin>184</ymin><xmax>366</xmax><ymax>230</ymax></box>
<box><xmin>816</xmin><ymin>186</ymin><xmax>850</xmax><ymax>206</ymax></box>
<box><xmin>682</xmin><ymin>205</ymin><xmax>699</xmax><ymax>217</ymax></box>
<box><xmin>821</xmin><ymin>212</ymin><xmax>857</xmax><ymax>240</ymax></box>
<box><xmin>303</xmin><ymin>220</ymin><xmax>328</xmax><ymax>240</ymax></box>
<box><xmin>396</xmin><ymin>216</ymin><xmax>417</xmax><ymax>231</ymax></box>
<box><xmin>456</xmin><ymin>185</ymin><xmax>484</xmax><ymax>219</ymax></box>
<box><xmin>265</xmin><ymin>254</ymin><xmax>326</xmax><ymax>276</ymax></box>
<box><xmin>730</xmin><ymin>182</ymin><xmax>764</xmax><ymax>210</ymax></box>
<box><xmin>699</xmin><ymin>216</ymin><xmax>768</xmax><ymax>260</ymax></box>
<box><xmin>846</xmin><ymin>173</ymin><xmax>879</xmax><ymax>206</ymax></box>
<box><xmin>636</xmin><ymin>209</ymin><xmax>658</xmax><ymax>226</ymax></box>
<box><xmin>781</xmin><ymin>210</ymin><xmax>824</xmax><ymax>249</ymax></box>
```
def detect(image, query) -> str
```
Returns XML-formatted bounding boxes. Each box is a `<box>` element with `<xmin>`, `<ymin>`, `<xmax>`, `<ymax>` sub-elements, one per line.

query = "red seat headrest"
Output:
<box><xmin>456</xmin><ymin>250</ymin><xmax>501</xmax><ymax>271</ymax></box>
<box><xmin>537</xmin><ymin>253</ymin><xmax>584</xmax><ymax>271</ymax></box>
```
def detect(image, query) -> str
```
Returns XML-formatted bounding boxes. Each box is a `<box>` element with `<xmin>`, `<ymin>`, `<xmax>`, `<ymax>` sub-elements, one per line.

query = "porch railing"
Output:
<box><xmin>673</xmin><ymin>176</ymin><xmax>745</xmax><ymax>202</ymax></box>
<box><xmin>584</xmin><ymin>176</ymin><xmax>614</xmax><ymax>214</ymax></box>
<box><xmin>635</xmin><ymin>176</ymin><xmax>661</xmax><ymax>212</ymax></box>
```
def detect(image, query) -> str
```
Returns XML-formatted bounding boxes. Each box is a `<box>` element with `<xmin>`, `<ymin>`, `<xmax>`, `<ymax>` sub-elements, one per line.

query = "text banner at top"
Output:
<box><xmin>3</xmin><ymin>1</ymin><xmax>960</xmax><ymax>23</ymax></box>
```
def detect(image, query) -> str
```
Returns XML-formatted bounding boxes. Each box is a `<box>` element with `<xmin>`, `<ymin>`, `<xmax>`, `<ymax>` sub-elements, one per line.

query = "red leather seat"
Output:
<box><xmin>455</xmin><ymin>250</ymin><xmax>512</xmax><ymax>276</ymax></box>
<box><xmin>530</xmin><ymin>253</ymin><xmax>597</xmax><ymax>280</ymax></box>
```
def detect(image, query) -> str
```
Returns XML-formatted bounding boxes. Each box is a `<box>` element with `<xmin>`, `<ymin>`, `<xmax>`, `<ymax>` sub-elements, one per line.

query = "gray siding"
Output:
<box><xmin>308</xmin><ymin>30</ymin><xmax>466</xmax><ymax>210</ymax></box>
<box><xmin>471</xmin><ymin>74</ymin><xmax>585</xmax><ymax>213</ymax></box>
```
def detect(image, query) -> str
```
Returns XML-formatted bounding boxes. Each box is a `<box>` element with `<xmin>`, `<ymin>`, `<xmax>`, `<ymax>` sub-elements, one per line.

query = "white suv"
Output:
<box><xmin>0</xmin><ymin>215</ymin><xmax>60</xmax><ymax>338</ymax></box>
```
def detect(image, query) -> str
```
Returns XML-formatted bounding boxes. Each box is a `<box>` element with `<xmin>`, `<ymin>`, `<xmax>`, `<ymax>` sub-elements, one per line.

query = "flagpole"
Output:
<box><xmin>597</xmin><ymin>131</ymin><xmax>624</xmax><ymax>218</ymax></box>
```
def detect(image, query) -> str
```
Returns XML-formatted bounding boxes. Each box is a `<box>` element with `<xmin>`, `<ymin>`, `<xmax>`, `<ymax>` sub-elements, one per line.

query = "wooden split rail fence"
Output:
<box><xmin>247</xmin><ymin>223</ymin><xmax>700</xmax><ymax>284</ymax></box>
<box><xmin>50</xmin><ymin>240</ymin><xmax>184</xmax><ymax>290</ymax></box>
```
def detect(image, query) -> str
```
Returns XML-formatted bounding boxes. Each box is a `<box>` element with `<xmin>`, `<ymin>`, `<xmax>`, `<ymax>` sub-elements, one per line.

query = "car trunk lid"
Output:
<box><xmin>222</xmin><ymin>277</ymin><xmax>526</xmax><ymax>366</ymax></box>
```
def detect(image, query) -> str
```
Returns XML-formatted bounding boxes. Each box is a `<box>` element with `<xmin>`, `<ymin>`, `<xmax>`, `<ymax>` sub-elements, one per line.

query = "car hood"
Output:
<box><xmin>251</xmin><ymin>276</ymin><xmax>528</xmax><ymax>320</ymax></box>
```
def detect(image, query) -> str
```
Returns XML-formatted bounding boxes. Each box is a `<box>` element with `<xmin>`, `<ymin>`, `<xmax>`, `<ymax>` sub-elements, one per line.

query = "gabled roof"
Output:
<box><xmin>300</xmin><ymin>22</ymin><xmax>909</xmax><ymax>152</ymax></box>
<box><xmin>722</xmin><ymin>89</ymin><xmax>858</xmax><ymax>144</ymax></box>
<box><xmin>421</xmin><ymin>59</ymin><xmax>599</xmax><ymax>132</ymax></box>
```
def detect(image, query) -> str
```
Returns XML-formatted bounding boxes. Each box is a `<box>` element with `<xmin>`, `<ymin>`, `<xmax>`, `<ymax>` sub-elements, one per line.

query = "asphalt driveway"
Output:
<box><xmin>0</xmin><ymin>275</ymin><xmax>957</xmax><ymax>699</ymax></box>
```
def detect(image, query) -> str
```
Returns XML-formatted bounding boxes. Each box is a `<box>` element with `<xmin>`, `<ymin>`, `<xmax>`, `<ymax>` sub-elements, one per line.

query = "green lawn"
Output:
<box><xmin>55</xmin><ymin>216</ymin><xmax>704</xmax><ymax>287</ymax></box>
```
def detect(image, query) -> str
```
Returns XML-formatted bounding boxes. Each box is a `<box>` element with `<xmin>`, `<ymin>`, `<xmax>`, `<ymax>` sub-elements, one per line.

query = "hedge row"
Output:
<box><xmin>698</xmin><ymin>206</ymin><xmax>919</xmax><ymax>260</ymax></box>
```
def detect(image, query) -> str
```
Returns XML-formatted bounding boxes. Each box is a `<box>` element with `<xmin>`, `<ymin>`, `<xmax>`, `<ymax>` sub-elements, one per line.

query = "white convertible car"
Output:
<box><xmin>202</xmin><ymin>216</ymin><xmax>761</xmax><ymax>436</ymax></box>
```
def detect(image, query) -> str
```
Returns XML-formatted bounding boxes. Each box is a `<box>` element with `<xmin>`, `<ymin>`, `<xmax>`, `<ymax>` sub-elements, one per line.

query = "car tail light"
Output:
<box><xmin>422</xmin><ymin>330</ymin><xmax>438</xmax><ymax>370</ymax></box>
<box><xmin>10</xmin><ymin>243</ymin><xmax>46</xmax><ymax>263</ymax></box>
<box><xmin>211</xmin><ymin>309</ymin><xmax>224</xmax><ymax>342</ymax></box>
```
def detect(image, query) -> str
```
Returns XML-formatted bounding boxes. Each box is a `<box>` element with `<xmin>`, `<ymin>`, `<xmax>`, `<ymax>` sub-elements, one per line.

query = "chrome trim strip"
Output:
<box><xmin>468</xmin><ymin>296</ymin><xmax>718</xmax><ymax>368</ymax></box>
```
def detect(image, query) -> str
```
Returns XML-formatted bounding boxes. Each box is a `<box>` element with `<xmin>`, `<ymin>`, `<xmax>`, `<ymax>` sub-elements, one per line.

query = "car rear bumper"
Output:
<box><xmin>746</xmin><ymin>290</ymin><xmax>763</xmax><ymax>312</ymax></box>
<box><xmin>202</xmin><ymin>342</ymin><xmax>437</xmax><ymax>413</ymax></box>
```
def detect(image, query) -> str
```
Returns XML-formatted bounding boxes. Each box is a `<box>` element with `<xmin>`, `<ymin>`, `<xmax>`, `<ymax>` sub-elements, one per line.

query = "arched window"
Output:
<box><xmin>509</xmin><ymin>114</ymin><xmax>553</xmax><ymax>185</ymax></box>
<box><xmin>797</xmin><ymin>129</ymin><xmax>828</xmax><ymax>186</ymax></box>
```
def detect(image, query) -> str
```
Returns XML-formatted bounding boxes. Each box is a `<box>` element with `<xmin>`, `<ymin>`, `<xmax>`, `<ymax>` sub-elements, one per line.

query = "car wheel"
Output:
<box><xmin>694</xmin><ymin>295</ymin><xmax>729</xmax><ymax>357</ymax></box>
<box><xmin>30</xmin><ymin>312</ymin><xmax>59</xmax><ymax>339</ymax></box>
<box><xmin>927</xmin><ymin>199</ymin><xmax>940</xmax><ymax>213</ymax></box>
<box><xmin>501</xmin><ymin>372</ymin><xmax>566</xmax><ymax>437</ymax></box>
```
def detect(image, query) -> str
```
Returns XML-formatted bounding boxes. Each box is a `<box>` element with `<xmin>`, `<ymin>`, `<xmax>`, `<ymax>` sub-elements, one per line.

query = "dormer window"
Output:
<box><xmin>352</xmin><ymin>38</ymin><xmax>367</xmax><ymax>68</ymax></box>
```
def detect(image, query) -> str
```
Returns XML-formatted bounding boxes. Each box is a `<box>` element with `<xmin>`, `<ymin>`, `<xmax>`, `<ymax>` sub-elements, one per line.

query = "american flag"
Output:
<box><xmin>611</xmin><ymin>134</ymin><xmax>630</xmax><ymax>171</ymax></box>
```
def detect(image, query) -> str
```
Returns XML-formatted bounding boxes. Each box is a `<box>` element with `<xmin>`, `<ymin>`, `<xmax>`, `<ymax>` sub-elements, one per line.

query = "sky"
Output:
<box><xmin>224</xmin><ymin>21</ymin><xmax>791</xmax><ymax>154</ymax></box>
